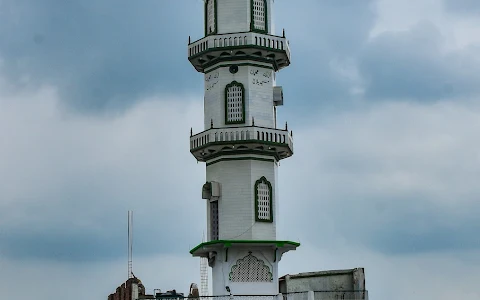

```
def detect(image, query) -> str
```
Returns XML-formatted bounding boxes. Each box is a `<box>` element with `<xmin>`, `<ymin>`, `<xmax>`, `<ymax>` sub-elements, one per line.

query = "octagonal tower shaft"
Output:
<box><xmin>188</xmin><ymin>0</ymin><xmax>299</xmax><ymax>296</ymax></box>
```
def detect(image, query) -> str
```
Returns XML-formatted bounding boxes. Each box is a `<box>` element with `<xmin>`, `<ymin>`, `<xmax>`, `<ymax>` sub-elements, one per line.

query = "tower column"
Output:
<box><xmin>188</xmin><ymin>0</ymin><xmax>299</xmax><ymax>296</ymax></box>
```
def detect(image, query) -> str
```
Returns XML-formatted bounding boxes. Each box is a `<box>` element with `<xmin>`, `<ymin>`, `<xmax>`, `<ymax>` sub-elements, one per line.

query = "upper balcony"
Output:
<box><xmin>190</xmin><ymin>126</ymin><xmax>293</xmax><ymax>162</ymax></box>
<box><xmin>188</xmin><ymin>32</ymin><xmax>291</xmax><ymax>73</ymax></box>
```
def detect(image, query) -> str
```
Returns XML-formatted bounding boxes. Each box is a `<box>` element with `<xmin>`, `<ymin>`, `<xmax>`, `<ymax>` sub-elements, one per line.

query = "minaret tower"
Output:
<box><xmin>188</xmin><ymin>0</ymin><xmax>299</xmax><ymax>296</ymax></box>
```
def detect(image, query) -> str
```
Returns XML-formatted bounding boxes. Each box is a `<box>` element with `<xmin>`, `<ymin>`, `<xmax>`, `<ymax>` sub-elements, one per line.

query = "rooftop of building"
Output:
<box><xmin>279</xmin><ymin>268</ymin><xmax>364</xmax><ymax>280</ymax></box>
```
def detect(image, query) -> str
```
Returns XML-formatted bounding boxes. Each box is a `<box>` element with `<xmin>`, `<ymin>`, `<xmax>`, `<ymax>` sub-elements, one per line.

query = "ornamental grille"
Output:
<box><xmin>210</xmin><ymin>201</ymin><xmax>219</xmax><ymax>240</ymax></box>
<box><xmin>257</xmin><ymin>182</ymin><xmax>271</xmax><ymax>220</ymax></box>
<box><xmin>253</xmin><ymin>0</ymin><xmax>266</xmax><ymax>31</ymax></box>
<box><xmin>207</xmin><ymin>0</ymin><xmax>216</xmax><ymax>34</ymax></box>
<box><xmin>229</xmin><ymin>252</ymin><xmax>272</xmax><ymax>282</ymax></box>
<box><xmin>226</xmin><ymin>84</ymin><xmax>244</xmax><ymax>123</ymax></box>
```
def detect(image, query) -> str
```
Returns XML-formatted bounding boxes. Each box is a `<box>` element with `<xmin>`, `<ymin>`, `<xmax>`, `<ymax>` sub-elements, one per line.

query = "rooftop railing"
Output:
<box><xmin>144</xmin><ymin>291</ymin><xmax>368</xmax><ymax>300</ymax></box>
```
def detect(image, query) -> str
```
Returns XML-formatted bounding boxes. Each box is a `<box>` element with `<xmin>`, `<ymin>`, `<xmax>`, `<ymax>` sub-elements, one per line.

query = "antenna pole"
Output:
<box><xmin>128</xmin><ymin>211</ymin><xmax>133</xmax><ymax>279</ymax></box>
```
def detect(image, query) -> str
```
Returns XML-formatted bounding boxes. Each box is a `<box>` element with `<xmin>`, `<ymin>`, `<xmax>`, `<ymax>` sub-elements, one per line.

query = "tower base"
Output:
<box><xmin>191</xmin><ymin>240</ymin><xmax>299</xmax><ymax>296</ymax></box>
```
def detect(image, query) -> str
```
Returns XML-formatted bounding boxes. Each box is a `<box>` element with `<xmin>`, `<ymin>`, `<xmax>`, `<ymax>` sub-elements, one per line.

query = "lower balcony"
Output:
<box><xmin>190</xmin><ymin>126</ymin><xmax>293</xmax><ymax>162</ymax></box>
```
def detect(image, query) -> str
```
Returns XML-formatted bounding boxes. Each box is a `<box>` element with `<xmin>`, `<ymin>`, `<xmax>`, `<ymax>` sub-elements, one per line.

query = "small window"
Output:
<box><xmin>210</xmin><ymin>201</ymin><xmax>219</xmax><ymax>240</ymax></box>
<box><xmin>225</xmin><ymin>81</ymin><xmax>245</xmax><ymax>124</ymax></box>
<box><xmin>205</xmin><ymin>0</ymin><xmax>217</xmax><ymax>35</ymax></box>
<box><xmin>255</xmin><ymin>176</ymin><xmax>273</xmax><ymax>222</ymax></box>
<box><xmin>251</xmin><ymin>0</ymin><xmax>267</xmax><ymax>33</ymax></box>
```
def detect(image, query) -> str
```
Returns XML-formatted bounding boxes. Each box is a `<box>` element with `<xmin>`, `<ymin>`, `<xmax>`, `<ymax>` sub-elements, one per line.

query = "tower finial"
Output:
<box><xmin>283</xmin><ymin>29</ymin><xmax>285</xmax><ymax>38</ymax></box>
<box><xmin>189</xmin><ymin>36</ymin><xmax>191</xmax><ymax>44</ymax></box>
<box><xmin>252</xmin><ymin>117</ymin><xmax>255</xmax><ymax>126</ymax></box>
<box><xmin>211</xmin><ymin>119</ymin><xmax>214</xmax><ymax>128</ymax></box>
<box><xmin>285</xmin><ymin>122</ymin><xmax>288</xmax><ymax>131</ymax></box>
<box><xmin>191</xmin><ymin>127</ymin><xmax>193</xmax><ymax>137</ymax></box>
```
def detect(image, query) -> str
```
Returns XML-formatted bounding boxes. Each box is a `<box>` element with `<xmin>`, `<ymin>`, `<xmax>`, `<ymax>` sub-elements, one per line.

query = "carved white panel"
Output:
<box><xmin>230</xmin><ymin>252</ymin><xmax>272</xmax><ymax>282</ymax></box>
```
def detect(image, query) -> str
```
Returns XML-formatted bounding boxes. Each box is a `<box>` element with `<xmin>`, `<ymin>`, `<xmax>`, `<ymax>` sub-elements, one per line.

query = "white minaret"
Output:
<box><xmin>188</xmin><ymin>0</ymin><xmax>299</xmax><ymax>296</ymax></box>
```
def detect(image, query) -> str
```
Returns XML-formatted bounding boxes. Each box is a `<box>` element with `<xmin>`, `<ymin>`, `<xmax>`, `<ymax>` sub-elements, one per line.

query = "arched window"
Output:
<box><xmin>255</xmin><ymin>176</ymin><xmax>273</xmax><ymax>222</ymax></box>
<box><xmin>225</xmin><ymin>81</ymin><xmax>245</xmax><ymax>124</ymax></box>
<box><xmin>229</xmin><ymin>252</ymin><xmax>273</xmax><ymax>282</ymax></box>
<box><xmin>251</xmin><ymin>0</ymin><xmax>268</xmax><ymax>33</ymax></box>
<box><xmin>205</xmin><ymin>0</ymin><xmax>217</xmax><ymax>36</ymax></box>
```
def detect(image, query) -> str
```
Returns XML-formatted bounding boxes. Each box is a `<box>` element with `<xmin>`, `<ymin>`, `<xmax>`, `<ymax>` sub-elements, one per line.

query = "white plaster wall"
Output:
<box><xmin>283</xmin><ymin>274</ymin><xmax>355</xmax><ymax>293</ymax></box>
<box><xmin>206</xmin><ymin>157</ymin><xmax>277</xmax><ymax>241</ymax></box>
<box><xmin>215</xmin><ymin>0</ymin><xmax>274</xmax><ymax>35</ymax></box>
<box><xmin>247</xmin><ymin>66</ymin><xmax>275</xmax><ymax>128</ymax></box>
<box><xmin>250</xmin><ymin>157</ymin><xmax>277</xmax><ymax>240</ymax></box>
<box><xmin>204</xmin><ymin>66</ymin><xmax>249</xmax><ymax>130</ymax></box>
<box><xmin>267</xmin><ymin>0</ymin><xmax>274</xmax><ymax>35</ymax></box>
<box><xmin>204</xmin><ymin>65</ymin><xmax>275</xmax><ymax>130</ymax></box>
<box><xmin>217</xmin><ymin>0</ymin><xmax>249</xmax><ymax>34</ymax></box>
<box><xmin>212</xmin><ymin>247</ymin><xmax>279</xmax><ymax>296</ymax></box>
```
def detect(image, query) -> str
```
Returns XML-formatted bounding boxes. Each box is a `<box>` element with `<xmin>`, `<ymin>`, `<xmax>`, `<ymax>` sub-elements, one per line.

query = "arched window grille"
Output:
<box><xmin>225</xmin><ymin>81</ymin><xmax>245</xmax><ymax>124</ymax></box>
<box><xmin>229</xmin><ymin>252</ymin><xmax>273</xmax><ymax>282</ymax></box>
<box><xmin>255</xmin><ymin>176</ymin><xmax>273</xmax><ymax>222</ymax></box>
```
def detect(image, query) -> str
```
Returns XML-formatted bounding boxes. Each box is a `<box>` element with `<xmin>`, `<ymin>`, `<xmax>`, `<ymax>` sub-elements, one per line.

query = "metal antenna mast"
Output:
<box><xmin>128</xmin><ymin>211</ymin><xmax>134</xmax><ymax>279</ymax></box>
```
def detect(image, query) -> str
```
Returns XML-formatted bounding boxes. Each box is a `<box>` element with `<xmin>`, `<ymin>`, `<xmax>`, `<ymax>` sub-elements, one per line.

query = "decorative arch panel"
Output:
<box><xmin>229</xmin><ymin>252</ymin><xmax>273</xmax><ymax>282</ymax></box>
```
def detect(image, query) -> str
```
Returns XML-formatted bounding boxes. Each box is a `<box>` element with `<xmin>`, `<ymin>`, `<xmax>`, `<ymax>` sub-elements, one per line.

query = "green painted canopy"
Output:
<box><xmin>190</xmin><ymin>240</ymin><xmax>300</xmax><ymax>257</ymax></box>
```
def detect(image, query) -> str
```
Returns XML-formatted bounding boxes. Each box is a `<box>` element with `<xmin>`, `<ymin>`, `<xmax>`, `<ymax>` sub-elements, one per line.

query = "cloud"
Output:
<box><xmin>0</xmin><ymin>0</ymin><xmax>204</xmax><ymax>113</ymax></box>
<box><xmin>0</xmin><ymin>76</ymin><xmax>207</xmax><ymax>262</ymax></box>
<box><xmin>279</xmin><ymin>99</ymin><xmax>480</xmax><ymax>256</ymax></box>
<box><xmin>1</xmin><ymin>1</ymin><xmax>480</xmax><ymax>299</ymax></box>
<box><xmin>272</xmin><ymin>0</ymin><xmax>376</xmax><ymax>115</ymax></box>
<box><xmin>0</xmin><ymin>253</ymin><xmax>200</xmax><ymax>300</ymax></box>
<box><xmin>444</xmin><ymin>0</ymin><xmax>480</xmax><ymax>14</ymax></box>
<box><xmin>358</xmin><ymin>22</ymin><xmax>480</xmax><ymax>100</ymax></box>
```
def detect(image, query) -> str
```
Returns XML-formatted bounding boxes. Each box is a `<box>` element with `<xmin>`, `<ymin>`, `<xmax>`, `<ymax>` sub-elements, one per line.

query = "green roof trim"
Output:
<box><xmin>189</xmin><ymin>240</ymin><xmax>300</xmax><ymax>254</ymax></box>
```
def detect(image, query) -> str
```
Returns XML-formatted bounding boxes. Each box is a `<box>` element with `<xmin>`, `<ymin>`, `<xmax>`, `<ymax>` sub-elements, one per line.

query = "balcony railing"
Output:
<box><xmin>144</xmin><ymin>292</ymin><xmax>368</xmax><ymax>300</ymax></box>
<box><xmin>188</xmin><ymin>32</ymin><xmax>291</xmax><ymax>62</ymax></box>
<box><xmin>190</xmin><ymin>126</ymin><xmax>293</xmax><ymax>152</ymax></box>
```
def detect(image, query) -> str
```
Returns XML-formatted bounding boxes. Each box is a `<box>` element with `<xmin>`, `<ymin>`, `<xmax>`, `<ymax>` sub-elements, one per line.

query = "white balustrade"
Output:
<box><xmin>190</xmin><ymin>126</ymin><xmax>293</xmax><ymax>152</ymax></box>
<box><xmin>188</xmin><ymin>32</ymin><xmax>290</xmax><ymax>61</ymax></box>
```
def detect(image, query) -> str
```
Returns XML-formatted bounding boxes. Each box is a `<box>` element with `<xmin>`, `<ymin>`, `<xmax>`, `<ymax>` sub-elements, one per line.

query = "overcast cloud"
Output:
<box><xmin>1</xmin><ymin>0</ymin><xmax>480</xmax><ymax>299</ymax></box>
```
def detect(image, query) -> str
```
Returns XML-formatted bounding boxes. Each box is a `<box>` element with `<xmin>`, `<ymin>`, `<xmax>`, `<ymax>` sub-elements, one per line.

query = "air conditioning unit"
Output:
<box><xmin>211</xmin><ymin>181</ymin><xmax>221</xmax><ymax>198</ymax></box>
<box><xmin>202</xmin><ymin>181</ymin><xmax>221</xmax><ymax>200</ymax></box>
<box><xmin>273</xmin><ymin>86</ymin><xmax>284</xmax><ymax>106</ymax></box>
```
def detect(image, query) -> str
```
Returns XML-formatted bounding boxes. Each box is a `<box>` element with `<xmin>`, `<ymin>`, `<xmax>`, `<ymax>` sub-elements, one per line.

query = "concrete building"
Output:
<box><xmin>188</xmin><ymin>0</ymin><xmax>297</xmax><ymax>296</ymax></box>
<box><xmin>280</xmin><ymin>269</ymin><xmax>367</xmax><ymax>300</ymax></box>
<box><xmin>108</xmin><ymin>276</ymin><xmax>146</xmax><ymax>300</ymax></box>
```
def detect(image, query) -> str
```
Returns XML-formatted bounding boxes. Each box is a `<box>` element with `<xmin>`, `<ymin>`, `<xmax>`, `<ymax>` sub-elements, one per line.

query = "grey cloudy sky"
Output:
<box><xmin>0</xmin><ymin>0</ymin><xmax>479</xmax><ymax>299</ymax></box>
